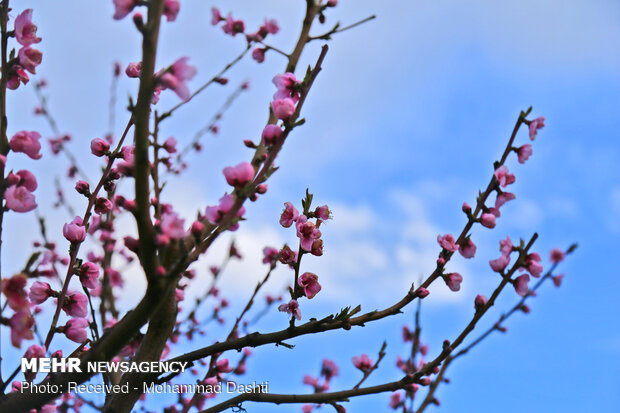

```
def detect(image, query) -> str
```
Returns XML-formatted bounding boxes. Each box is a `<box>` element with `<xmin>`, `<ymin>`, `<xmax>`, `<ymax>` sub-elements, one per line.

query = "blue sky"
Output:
<box><xmin>1</xmin><ymin>0</ymin><xmax>619</xmax><ymax>412</ymax></box>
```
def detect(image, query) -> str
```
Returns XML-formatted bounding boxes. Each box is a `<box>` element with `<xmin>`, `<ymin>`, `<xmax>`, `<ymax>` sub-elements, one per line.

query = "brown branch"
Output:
<box><xmin>132</xmin><ymin>0</ymin><xmax>165</xmax><ymax>282</ymax></box>
<box><xmin>43</xmin><ymin>117</ymin><xmax>134</xmax><ymax>350</ymax></box>
<box><xmin>416</xmin><ymin>244</ymin><xmax>577</xmax><ymax>413</ymax></box>
<box><xmin>159</xmin><ymin>43</ymin><xmax>251</xmax><ymax>121</ymax></box>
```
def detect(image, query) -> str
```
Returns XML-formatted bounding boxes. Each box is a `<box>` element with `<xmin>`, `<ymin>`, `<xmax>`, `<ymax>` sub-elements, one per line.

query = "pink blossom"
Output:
<box><xmin>552</xmin><ymin>274</ymin><xmax>564</xmax><ymax>287</ymax></box>
<box><xmin>444</xmin><ymin>272</ymin><xmax>463</xmax><ymax>292</ymax></box>
<box><xmin>23</xmin><ymin>344</ymin><xmax>45</xmax><ymax>381</ymax></box>
<box><xmin>513</xmin><ymin>274</ymin><xmax>530</xmax><ymax>297</ymax></box>
<box><xmin>302</xmin><ymin>405</ymin><xmax>314</xmax><ymax>413</ymax></box>
<box><xmin>163</xmin><ymin>0</ymin><xmax>180</xmax><ymax>22</ymax></box>
<box><xmin>402</xmin><ymin>326</ymin><xmax>415</xmax><ymax>342</ymax></box>
<box><xmin>205</xmin><ymin>193</ymin><xmax>246</xmax><ymax>230</ymax></box>
<box><xmin>7</xmin><ymin>169</ymin><xmax>38</xmax><ymax>192</ymax></box>
<box><xmin>9</xmin><ymin>310</ymin><xmax>34</xmax><ymax>348</ymax></box>
<box><xmin>94</xmin><ymin>197</ymin><xmax>113</xmax><ymax>215</ymax></box>
<box><xmin>252</xmin><ymin>47</ymin><xmax>266</xmax><ymax>63</ymax></box>
<box><xmin>15</xmin><ymin>9</ymin><xmax>41</xmax><ymax>46</ymax></box>
<box><xmin>517</xmin><ymin>144</ymin><xmax>533</xmax><ymax>164</ymax></box>
<box><xmin>62</xmin><ymin>292</ymin><xmax>88</xmax><ymax>317</ymax></box>
<box><xmin>106</xmin><ymin>268</ymin><xmax>123</xmax><ymax>287</ymax></box>
<box><xmin>29</xmin><ymin>281</ymin><xmax>52</xmax><ymax>304</ymax></box>
<box><xmin>549</xmin><ymin>248</ymin><xmax>565</xmax><ymax>263</ymax></box>
<box><xmin>489</xmin><ymin>253</ymin><xmax>510</xmax><ymax>272</ymax></box>
<box><xmin>272</xmin><ymin>98</ymin><xmax>296</xmax><ymax>120</ymax></box>
<box><xmin>327</xmin><ymin>0</ymin><xmax>338</xmax><ymax>6</ymax></box>
<box><xmin>79</xmin><ymin>262</ymin><xmax>100</xmax><ymax>289</ymax></box>
<box><xmin>222</xmin><ymin>13</ymin><xmax>245</xmax><ymax>36</ymax></box>
<box><xmin>4</xmin><ymin>185</ymin><xmax>37</xmax><ymax>212</ymax></box>
<box><xmin>6</xmin><ymin>65</ymin><xmax>29</xmax><ymax>90</ymax></box>
<box><xmin>262</xmin><ymin>247</ymin><xmax>279</xmax><ymax>264</ymax></box>
<box><xmin>125</xmin><ymin>62</ymin><xmax>141</xmax><ymax>77</ymax></box>
<box><xmin>314</xmin><ymin>205</ymin><xmax>331</xmax><ymax>221</ymax></box>
<box><xmin>279</xmin><ymin>202</ymin><xmax>299</xmax><ymax>227</ymax></box>
<box><xmin>278</xmin><ymin>245</ymin><xmax>298</xmax><ymax>265</ymax></box>
<box><xmin>494</xmin><ymin>165</ymin><xmax>515</xmax><ymax>188</ymax></box>
<box><xmin>3</xmin><ymin>274</ymin><xmax>28</xmax><ymax>310</ymax></box>
<box><xmin>495</xmin><ymin>192</ymin><xmax>516</xmax><ymax>209</ymax></box>
<box><xmin>223</xmin><ymin>162</ymin><xmax>254</xmax><ymax>187</ymax></box>
<box><xmin>262</xmin><ymin>19</ymin><xmax>279</xmax><ymax>35</ymax></box>
<box><xmin>278</xmin><ymin>299</ymin><xmax>301</xmax><ymax>320</ymax></box>
<box><xmin>210</xmin><ymin>7</ymin><xmax>222</xmax><ymax>25</ymax></box>
<box><xmin>163</xmin><ymin>137</ymin><xmax>177</xmax><ymax>153</ymax></box>
<box><xmin>529</xmin><ymin>116</ymin><xmax>545</xmax><ymax>140</ymax></box>
<box><xmin>459</xmin><ymin>237</ymin><xmax>476</xmax><ymax>258</ymax></box>
<box><xmin>437</xmin><ymin>234</ymin><xmax>458</xmax><ymax>252</ymax></box>
<box><xmin>296</xmin><ymin>215</ymin><xmax>322</xmax><ymax>252</ymax></box>
<box><xmin>303</xmin><ymin>375</ymin><xmax>319</xmax><ymax>388</ymax></box>
<box><xmin>63</xmin><ymin>318</ymin><xmax>89</xmax><ymax>343</ymax></box>
<box><xmin>159</xmin><ymin>57</ymin><xmax>197</xmax><ymax>101</ymax></box>
<box><xmin>389</xmin><ymin>392</ymin><xmax>402</xmax><ymax>409</ymax></box>
<box><xmin>352</xmin><ymin>354</ymin><xmax>374</xmax><ymax>372</ymax></box>
<box><xmin>500</xmin><ymin>236</ymin><xmax>513</xmax><ymax>255</ymax></box>
<box><xmin>112</xmin><ymin>0</ymin><xmax>138</xmax><ymax>20</ymax></box>
<box><xmin>321</xmin><ymin>359</ymin><xmax>339</xmax><ymax>381</ymax></box>
<box><xmin>18</xmin><ymin>46</ymin><xmax>42</xmax><ymax>74</ymax></box>
<box><xmin>311</xmin><ymin>239</ymin><xmax>323</xmax><ymax>256</ymax></box>
<box><xmin>474</xmin><ymin>294</ymin><xmax>488</xmax><ymax>310</ymax></box>
<box><xmin>63</xmin><ymin>216</ymin><xmax>87</xmax><ymax>243</ymax></box>
<box><xmin>272</xmin><ymin>72</ymin><xmax>300</xmax><ymax>101</ymax></box>
<box><xmin>523</xmin><ymin>252</ymin><xmax>543</xmax><ymax>277</ymax></box>
<box><xmin>160</xmin><ymin>211</ymin><xmax>188</xmax><ymax>239</ymax></box>
<box><xmin>10</xmin><ymin>130</ymin><xmax>42</xmax><ymax>159</ymax></box>
<box><xmin>480</xmin><ymin>213</ymin><xmax>496</xmax><ymax>229</ymax></box>
<box><xmin>298</xmin><ymin>272</ymin><xmax>321</xmax><ymax>299</ymax></box>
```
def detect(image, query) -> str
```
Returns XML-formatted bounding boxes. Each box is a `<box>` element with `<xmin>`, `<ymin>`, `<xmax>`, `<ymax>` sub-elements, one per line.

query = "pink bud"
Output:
<box><xmin>352</xmin><ymin>354</ymin><xmax>374</xmax><ymax>372</ymax></box>
<box><xmin>63</xmin><ymin>217</ymin><xmax>86</xmax><ymax>243</ymax></box>
<box><xmin>191</xmin><ymin>221</ymin><xmax>204</xmax><ymax>236</ymax></box>
<box><xmin>252</xmin><ymin>47</ymin><xmax>266</xmax><ymax>63</ymax></box>
<box><xmin>163</xmin><ymin>137</ymin><xmax>177</xmax><ymax>153</ymax></box>
<box><xmin>75</xmin><ymin>181</ymin><xmax>90</xmax><ymax>196</ymax></box>
<box><xmin>94</xmin><ymin>197</ymin><xmax>113</xmax><ymax>215</ymax></box>
<box><xmin>462</xmin><ymin>202</ymin><xmax>472</xmax><ymax>214</ymax></box>
<box><xmin>272</xmin><ymin>98</ymin><xmax>296</xmax><ymax>120</ymax></box>
<box><xmin>223</xmin><ymin>162</ymin><xmax>254</xmax><ymax>187</ymax></box>
<box><xmin>261</xmin><ymin>124</ymin><xmax>283</xmax><ymax>145</ymax></box>
<box><xmin>549</xmin><ymin>248</ymin><xmax>565</xmax><ymax>263</ymax></box>
<box><xmin>474</xmin><ymin>294</ymin><xmax>488</xmax><ymax>310</ymax></box>
<box><xmin>90</xmin><ymin>138</ymin><xmax>110</xmax><ymax>157</ymax></box>
<box><xmin>79</xmin><ymin>262</ymin><xmax>100</xmax><ymax>289</ymax></box>
<box><xmin>480</xmin><ymin>213</ymin><xmax>496</xmax><ymax>228</ymax></box>
<box><xmin>416</xmin><ymin>288</ymin><xmax>430</xmax><ymax>298</ymax></box>
<box><xmin>444</xmin><ymin>273</ymin><xmax>463</xmax><ymax>292</ymax></box>
<box><xmin>64</xmin><ymin>318</ymin><xmax>89</xmax><ymax>343</ymax></box>
<box><xmin>552</xmin><ymin>274</ymin><xmax>564</xmax><ymax>287</ymax></box>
